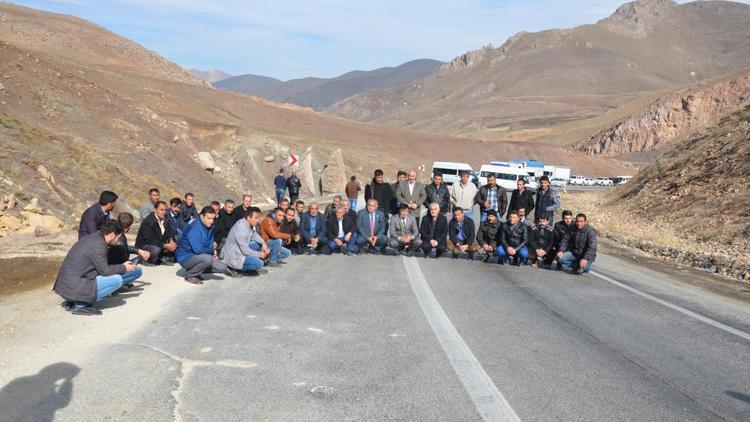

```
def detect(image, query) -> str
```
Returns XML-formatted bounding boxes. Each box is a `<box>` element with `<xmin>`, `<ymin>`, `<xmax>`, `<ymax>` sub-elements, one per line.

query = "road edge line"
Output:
<box><xmin>591</xmin><ymin>270</ymin><xmax>750</xmax><ymax>342</ymax></box>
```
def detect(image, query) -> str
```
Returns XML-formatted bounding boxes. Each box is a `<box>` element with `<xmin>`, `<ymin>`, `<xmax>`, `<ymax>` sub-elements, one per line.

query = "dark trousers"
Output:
<box><xmin>142</xmin><ymin>245</ymin><xmax>174</xmax><ymax>264</ymax></box>
<box><xmin>421</xmin><ymin>242</ymin><xmax>445</xmax><ymax>258</ymax></box>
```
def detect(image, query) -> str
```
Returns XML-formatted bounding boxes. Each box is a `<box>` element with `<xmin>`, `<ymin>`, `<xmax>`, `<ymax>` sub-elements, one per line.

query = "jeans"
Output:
<box><xmin>328</xmin><ymin>233</ymin><xmax>358</xmax><ymax>253</ymax></box>
<box><xmin>242</xmin><ymin>255</ymin><xmax>265</xmax><ymax>272</ymax></box>
<box><xmin>559</xmin><ymin>251</ymin><xmax>594</xmax><ymax>273</ymax></box>
<box><xmin>265</xmin><ymin>239</ymin><xmax>291</xmax><ymax>262</ymax></box>
<box><xmin>349</xmin><ymin>198</ymin><xmax>358</xmax><ymax>211</ymax></box>
<box><xmin>72</xmin><ymin>268</ymin><xmax>143</xmax><ymax>308</ymax></box>
<box><xmin>496</xmin><ymin>245</ymin><xmax>529</xmax><ymax>263</ymax></box>
<box><xmin>276</xmin><ymin>189</ymin><xmax>286</xmax><ymax>205</ymax></box>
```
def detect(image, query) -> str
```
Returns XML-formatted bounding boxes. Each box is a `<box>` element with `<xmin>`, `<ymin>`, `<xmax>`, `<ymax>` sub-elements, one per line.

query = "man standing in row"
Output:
<box><xmin>286</xmin><ymin>171</ymin><xmax>302</xmax><ymax>204</ymax></box>
<box><xmin>450</xmin><ymin>171</ymin><xmax>478</xmax><ymax>219</ymax></box>
<box><xmin>507</xmin><ymin>179</ymin><xmax>535</xmax><ymax>221</ymax></box>
<box><xmin>396</xmin><ymin>170</ymin><xmax>427</xmax><ymax>224</ymax></box>
<box><xmin>365</xmin><ymin>169</ymin><xmax>393</xmax><ymax>218</ymax></box>
<box><xmin>425</xmin><ymin>172</ymin><xmax>451</xmax><ymax>220</ymax></box>
<box><xmin>475</xmin><ymin>174</ymin><xmax>507</xmax><ymax>222</ymax></box>
<box><xmin>139</xmin><ymin>188</ymin><xmax>160</xmax><ymax>220</ymax></box>
<box><xmin>535</xmin><ymin>176</ymin><xmax>560</xmax><ymax>225</ymax></box>
<box><xmin>274</xmin><ymin>168</ymin><xmax>286</xmax><ymax>206</ymax></box>
<box><xmin>345</xmin><ymin>176</ymin><xmax>361</xmax><ymax>211</ymax></box>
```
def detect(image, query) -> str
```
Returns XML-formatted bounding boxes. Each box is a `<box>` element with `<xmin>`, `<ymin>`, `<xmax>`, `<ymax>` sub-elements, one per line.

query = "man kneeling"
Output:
<box><xmin>54</xmin><ymin>220</ymin><xmax>142</xmax><ymax>316</ymax></box>
<box><xmin>556</xmin><ymin>213</ymin><xmax>597</xmax><ymax>275</ymax></box>
<box><xmin>176</xmin><ymin>206</ymin><xmax>232</xmax><ymax>284</ymax></box>
<box><xmin>221</xmin><ymin>207</ymin><xmax>270</xmax><ymax>274</ymax></box>
<box><xmin>498</xmin><ymin>210</ymin><xmax>529</xmax><ymax>265</ymax></box>
<box><xmin>389</xmin><ymin>204</ymin><xmax>422</xmax><ymax>256</ymax></box>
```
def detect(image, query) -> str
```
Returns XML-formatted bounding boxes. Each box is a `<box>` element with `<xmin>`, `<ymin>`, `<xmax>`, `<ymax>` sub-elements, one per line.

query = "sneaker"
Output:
<box><xmin>71</xmin><ymin>306</ymin><xmax>102</xmax><ymax>316</ymax></box>
<box><xmin>267</xmin><ymin>262</ymin><xmax>281</xmax><ymax>268</ymax></box>
<box><xmin>482</xmin><ymin>254</ymin><xmax>490</xmax><ymax>263</ymax></box>
<box><xmin>574</xmin><ymin>268</ymin><xmax>586</xmax><ymax>275</ymax></box>
<box><xmin>184</xmin><ymin>276</ymin><xmax>204</xmax><ymax>285</ymax></box>
<box><xmin>278</xmin><ymin>260</ymin><xmax>288</xmax><ymax>265</ymax></box>
<box><xmin>255</xmin><ymin>268</ymin><xmax>269</xmax><ymax>274</ymax></box>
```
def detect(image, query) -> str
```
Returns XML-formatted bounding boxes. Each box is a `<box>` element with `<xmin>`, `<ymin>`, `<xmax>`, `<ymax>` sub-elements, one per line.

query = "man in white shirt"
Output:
<box><xmin>450</xmin><ymin>170</ymin><xmax>478</xmax><ymax>219</ymax></box>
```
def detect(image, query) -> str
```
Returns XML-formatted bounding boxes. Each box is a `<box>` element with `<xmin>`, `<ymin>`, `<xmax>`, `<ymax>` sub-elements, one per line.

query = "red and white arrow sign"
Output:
<box><xmin>288</xmin><ymin>152</ymin><xmax>299</xmax><ymax>168</ymax></box>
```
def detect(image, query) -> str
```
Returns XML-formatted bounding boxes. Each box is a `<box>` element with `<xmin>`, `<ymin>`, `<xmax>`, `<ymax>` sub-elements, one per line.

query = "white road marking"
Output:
<box><xmin>591</xmin><ymin>271</ymin><xmax>750</xmax><ymax>342</ymax></box>
<box><xmin>402</xmin><ymin>257</ymin><xmax>521</xmax><ymax>422</ymax></box>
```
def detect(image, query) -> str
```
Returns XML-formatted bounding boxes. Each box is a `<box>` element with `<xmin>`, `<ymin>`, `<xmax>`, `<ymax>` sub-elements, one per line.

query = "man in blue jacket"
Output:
<box><xmin>176</xmin><ymin>206</ymin><xmax>231</xmax><ymax>284</ymax></box>
<box><xmin>356</xmin><ymin>199</ymin><xmax>387</xmax><ymax>254</ymax></box>
<box><xmin>274</xmin><ymin>168</ymin><xmax>287</xmax><ymax>206</ymax></box>
<box><xmin>299</xmin><ymin>202</ymin><xmax>328</xmax><ymax>254</ymax></box>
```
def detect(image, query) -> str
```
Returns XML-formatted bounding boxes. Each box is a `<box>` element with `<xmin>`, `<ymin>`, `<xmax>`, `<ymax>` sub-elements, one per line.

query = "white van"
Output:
<box><xmin>478</xmin><ymin>164</ymin><xmax>538</xmax><ymax>191</ymax></box>
<box><xmin>431</xmin><ymin>162</ymin><xmax>474</xmax><ymax>185</ymax></box>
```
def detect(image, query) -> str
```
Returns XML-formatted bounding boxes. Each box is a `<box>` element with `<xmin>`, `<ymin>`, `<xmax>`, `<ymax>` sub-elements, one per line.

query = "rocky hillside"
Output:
<box><xmin>329</xmin><ymin>0</ymin><xmax>750</xmax><ymax>138</ymax></box>
<box><xmin>0</xmin><ymin>4</ymin><xmax>631</xmax><ymax>241</ymax></box>
<box><xmin>574</xmin><ymin>69</ymin><xmax>750</xmax><ymax>157</ymax></box>
<box><xmin>216</xmin><ymin>59</ymin><xmax>444</xmax><ymax>111</ymax></box>
<box><xmin>613</xmin><ymin>105</ymin><xmax>750</xmax><ymax>278</ymax></box>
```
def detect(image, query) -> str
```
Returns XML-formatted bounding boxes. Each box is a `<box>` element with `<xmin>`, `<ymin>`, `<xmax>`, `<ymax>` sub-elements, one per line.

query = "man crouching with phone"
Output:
<box><xmin>55</xmin><ymin>220</ymin><xmax>143</xmax><ymax>316</ymax></box>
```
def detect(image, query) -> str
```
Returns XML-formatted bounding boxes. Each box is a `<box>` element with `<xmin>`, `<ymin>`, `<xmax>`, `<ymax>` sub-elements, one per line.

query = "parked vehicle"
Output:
<box><xmin>431</xmin><ymin>162</ymin><xmax>474</xmax><ymax>185</ymax></box>
<box><xmin>594</xmin><ymin>177</ymin><xmax>613</xmax><ymax>186</ymax></box>
<box><xmin>612</xmin><ymin>176</ymin><xmax>633</xmax><ymax>185</ymax></box>
<box><xmin>512</xmin><ymin>159</ymin><xmax>545</xmax><ymax>179</ymax></box>
<box><xmin>583</xmin><ymin>178</ymin><xmax>596</xmax><ymax>186</ymax></box>
<box><xmin>544</xmin><ymin>165</ymin><xmax>571</xmax><ymax>182</ymax></box>
<box><xmin>479</xmin><ymin>164</ymin><xmax>538</xmax><ymax>191</ymax></box>
<box><xmin>550</xmin><ymin>178</ymin><xmax>567</xmax><ymax>188</ymax></box>
<box><xmin>569</xmin><ymin>175</ymin><xmax>587</xmax><ymax>185</ymax></box>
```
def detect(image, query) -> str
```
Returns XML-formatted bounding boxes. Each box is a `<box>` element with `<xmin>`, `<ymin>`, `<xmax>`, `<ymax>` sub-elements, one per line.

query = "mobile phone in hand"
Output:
<box><xmin>130</xmin><ymin>257</ymin><xmax>141</xmax><ymax>265</ymax></box>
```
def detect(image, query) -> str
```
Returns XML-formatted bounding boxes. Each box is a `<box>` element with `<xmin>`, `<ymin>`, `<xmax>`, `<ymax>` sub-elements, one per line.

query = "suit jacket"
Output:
<box><xmin>448</xmin><ymin>218</ymin><xmax>476</xmax><ymax>245</ymax></box>
<box><xmin>78</xmin><ymin>203</ymin><xmax>110</xmax><ymax>240</ymax></box>
<box><xmin>395</xmin><ymin>181</ymin><xmax>427</xmax><ymax>218</ymax></box>
<box><xmin>135</xmin><ymin>213</ymin><xmax>176</xmax><ymax>249</ymax></box>
<box><xmin>54</xmin><ymin>232</ymin><xmax>125</xmax><ymax>303</ymax></box>
<box><xmin>300</xmin><ymin>212</ymin><xmax>327</xmax><ymax>242</ymax></box>
<box><xmin>326</xmin><ymin>216</ymin><xmax>356</xmax><ymax>240</ymax></box>
<box><xmin>220</xmin><ymin>219</ymin><xmax>265</xmax><ymax>270</ymax></box>
<box><xmin>419</xmin><ymin>214</ymin><xmax>448</xmax><ymax>248</ymax></box>
<box><xmin>356</xmin><ymin>209</ymin><xmax>387</xmax><ymax>239</ymax></box>
<box><xmin>389</xmin><ymin>214</ymin><xmax>420</xmax><ymax>242</ymax></box>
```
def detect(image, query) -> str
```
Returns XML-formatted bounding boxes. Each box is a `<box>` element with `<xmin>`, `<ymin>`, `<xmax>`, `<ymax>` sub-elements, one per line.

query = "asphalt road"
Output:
<box><xmin>2</xmin><ymin>245</ymin><xmax>749</xmax><ymax>422</ymax></box>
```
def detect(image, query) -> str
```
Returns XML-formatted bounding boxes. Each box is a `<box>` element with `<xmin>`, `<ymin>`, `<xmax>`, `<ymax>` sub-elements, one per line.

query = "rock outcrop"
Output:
<box><xmin>574</xmin><ymin>70</ymin><xmax>750</xmax><ymax>157</ymax></box>
<box><xmin>321</xmin><ymin>149</ymin><xmax>347</xmax><ymax>195</ymax></box>
<box><xmin>600</xmin><ymin>0</ymin><xmax>681</xmax><ymax>39</ymax></box>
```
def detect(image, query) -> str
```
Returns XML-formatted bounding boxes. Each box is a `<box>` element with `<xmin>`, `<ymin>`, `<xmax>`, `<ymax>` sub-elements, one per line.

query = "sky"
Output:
<box><xmin>10</xmin><ymin>0</ymin><xmax>735</xmax><ymax>80</ymax></box>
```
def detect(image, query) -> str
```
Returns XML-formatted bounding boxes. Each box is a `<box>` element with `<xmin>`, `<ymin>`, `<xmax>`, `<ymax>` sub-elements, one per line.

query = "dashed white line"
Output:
<box><xmin>402</xmin><ymin>256</ymin><xmax>521</xmax><ymax>422</ymax></box>
<box><xmin>591</xmin><ymin>271</ymin><xmax>750</xmax><ymax>342</ymax></box>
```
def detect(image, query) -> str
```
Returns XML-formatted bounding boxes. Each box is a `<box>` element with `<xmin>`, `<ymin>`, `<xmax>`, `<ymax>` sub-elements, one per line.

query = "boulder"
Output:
<box><xmin>34</xmin><ymin>225</ymin><xmax>51</xmax><ymax>237</ymax></box>
<box><xmin>18</xmin><ymin>211</ymin><xmax>64</xmax><ymax>234</ymax></box>
<box><xmin>0</xmin><ymin>214</ymin><xmax>23</xmax><ymax>232</ymax></box>
<box><xmin>197</xmin><ymin>151</ymin><xmax>216</xmax><ymax>171</ymax></box>
<box><xmin>298</xmin><ymin>146</ymin><xmax>316</xmax><ymax>196</ymax></box>
<box><xmin>264</xmin><ymin>155</ymin><xmax>275</xmax><ymax>163</ymax></box>
<box><xmin>321</xmin><ymin>148</ymin><xmax>347</xmax><ymax>195</ymax></box>
<box><xmin>23</xmin><ymin>197</ymin><xmax>43</xmax><ymax>214</ymax></box>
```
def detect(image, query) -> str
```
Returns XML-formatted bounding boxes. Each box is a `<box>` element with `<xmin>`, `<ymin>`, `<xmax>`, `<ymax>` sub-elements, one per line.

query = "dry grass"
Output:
<box><xmin>562</xmin><ymin>190</ymin><xmax>750</xmax><ymax>282</ymax></box>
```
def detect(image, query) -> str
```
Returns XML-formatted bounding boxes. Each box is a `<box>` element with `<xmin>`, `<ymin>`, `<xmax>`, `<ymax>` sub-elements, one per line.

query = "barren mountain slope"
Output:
<box><xmin>0</xmin><ymin>4</ymin><xmax>631</xmax><ymax>235</ymax></box>
<box><xmin>330</xmin><ymin>0</ymin><xmax>750</xmax><ymax>138</ymax></box>
<box><xmin>574</xmin><ymin>69</ymin><xmax>750</xmax><ymax>157</ymax></box>
<box><xmin>216</xmin><ymin>59</ymin><xmax>444</xmax><ymax>111</ymax></box>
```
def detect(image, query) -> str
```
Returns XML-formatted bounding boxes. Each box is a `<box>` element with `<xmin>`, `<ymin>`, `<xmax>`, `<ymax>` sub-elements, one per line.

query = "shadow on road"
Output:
<box><xmin>0</xmin><ymin>362</ymin><xmax>80</xmax><ymax>421</ymax></box>
<box><xmin>726</xmin><ymin>390</ymin><xmax>750</xmax><ymax>405</ymax></box>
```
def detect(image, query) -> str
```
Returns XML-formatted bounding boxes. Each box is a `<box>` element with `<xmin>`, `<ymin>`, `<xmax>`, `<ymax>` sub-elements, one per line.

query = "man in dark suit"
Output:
<box><xmin>326</xmin><ymin>206</ymin><xmax>358</xmax><ymax>255</ymax></box>
<box><xmin>356</xmin><ymin>199</ymin><xmax>388</xmax><ymax>254</ymax></box>
<box><xmin>135</xmin><ymin>201</ymin><xmax>177</xmax><ymax>265</ymax></box>
<box><xmin>419</xmin><ymin>202</ymin><xmax>449</xmax><ymax>258</ymax></box>
<box><xmin>300</xmin><ymin>202</ymin><xmax>328</xmax><ymax>254</ymax></box>
<box><xmin>78</xmin><ymin>191</ymin><xmax>117</xmax><ymax>239</ymax></box>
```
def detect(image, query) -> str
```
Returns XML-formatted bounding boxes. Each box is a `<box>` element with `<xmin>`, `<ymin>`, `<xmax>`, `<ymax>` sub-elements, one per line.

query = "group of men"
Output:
<box><xmin>54</xmin><ymin>167</ymin><xmax>596</xmax><ymax>316</ymax></box>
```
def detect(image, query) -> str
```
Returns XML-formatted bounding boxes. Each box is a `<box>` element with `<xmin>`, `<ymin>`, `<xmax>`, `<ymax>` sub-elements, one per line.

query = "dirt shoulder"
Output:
<box><xmin>561</xmin><ymin>190</ymin><xmax>750</xmax><ymax>283</ymax></box>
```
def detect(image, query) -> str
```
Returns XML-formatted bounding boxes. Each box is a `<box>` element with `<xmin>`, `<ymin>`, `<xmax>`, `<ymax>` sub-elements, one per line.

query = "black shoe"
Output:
<box><xmin>278</xmin><ymin>260</ymin><xmax>288</xmax><ymax>265</ymax></box>
<box><xmin>468</xmin><ymin>253</ymin><xmax>475</xmax><ymax>261</ymax></box>
<box><xmin>159</xmin><ymin>257</ymin><xmax>176</xmax><ymax>266</ymax></box>
<box><xmin>406</xmin><ymin>251</ymin><xmax>413</xmax><ymax>257</ymax></box>
<box><xmin>574</xmin><ymin>268</ymin><xmax>585</xmax><ymax>275</ymax></box>
<box><xmin>255</xmin><ymin>268</ymin><xmax>269</xmax><ymax>274</ymax></box>
<box><xmin>62</xmin><ymin>301</ymin><xmax>73</xmax><ymax>311</ymax></box>
<box><xmin>497</xmin><ymin>260</ymin><xmax>505</xmax><ymax>265</ymax></box>
<box><xmin>227</xmin><ymin>268</ymin><xmax>243</xmax><ymax>278</ymax></box>
<box><xmin>482</xmin><ymin>254</ymin><xmax>490</xmax><ymax>263</ymax></box>
<box><xmin>452</xmin><ymin>253</ymin><xmax>458</xmax><ymax>259</ymax></box>
<box><xmin>184</xmin><ymin>276</ymin><xmax>204</xmax><ymax>285</ymax></box>
<box><xmin>267</xmin><ymin>262</ymin><xmax>281</xmax><ymax>268</ymax></box>
<box><xmin>373</xmin><ymin>249</ymin><xmax>380</xmax><ymax>255</ymax></box>
<box><xmin>71</xmin><ymin>306</ymin><xmax>102</xmax><ymax>316</ymax></box>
